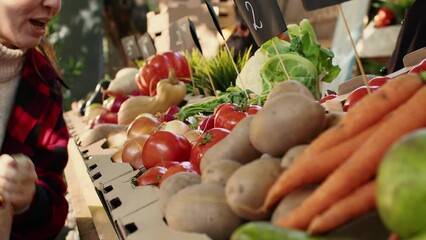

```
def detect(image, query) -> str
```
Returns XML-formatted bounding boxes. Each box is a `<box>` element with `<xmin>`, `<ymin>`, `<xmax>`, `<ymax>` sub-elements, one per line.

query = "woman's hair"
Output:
<box><xmin>38</xmin><ymin>35</ymin><xmax>61</xmax><ymax>76</ymax></box>
<box><xmin>33</xmin><ymin>35</ymin><xmax>69</xmax><ymax>93</ymax></box>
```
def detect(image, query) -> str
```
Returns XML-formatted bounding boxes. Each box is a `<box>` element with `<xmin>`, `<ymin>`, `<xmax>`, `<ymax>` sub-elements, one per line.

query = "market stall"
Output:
<box><xmin>63</xmin><ymin>0</ymin><xmax>426</xmax><ymax>239</ymax></box>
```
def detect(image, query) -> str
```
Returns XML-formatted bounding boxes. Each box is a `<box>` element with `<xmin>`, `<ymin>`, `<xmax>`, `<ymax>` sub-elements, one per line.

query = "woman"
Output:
<box><xmin>387</xmin><ymin>0</ymin><xmax>426</xmax><ymax>72</ymax></box>
<box><xmin>0</xmin><ymin>0</ymin><xmax>69</xmax><ymax>239</ymax></box>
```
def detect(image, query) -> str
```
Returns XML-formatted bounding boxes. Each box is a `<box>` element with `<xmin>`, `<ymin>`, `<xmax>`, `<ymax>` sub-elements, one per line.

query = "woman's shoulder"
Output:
<box><xmin>23</xmin><ymin>49</ymin><xmax>67</xmax><ymax>95</ymax></box>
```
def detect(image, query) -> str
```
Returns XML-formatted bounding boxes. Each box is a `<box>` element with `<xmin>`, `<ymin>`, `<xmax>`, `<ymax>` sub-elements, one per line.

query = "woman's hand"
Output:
<box><xmin>0</xmin><ymin>154</ymin><xmax>37</xmax><ymax>213</ymax></box>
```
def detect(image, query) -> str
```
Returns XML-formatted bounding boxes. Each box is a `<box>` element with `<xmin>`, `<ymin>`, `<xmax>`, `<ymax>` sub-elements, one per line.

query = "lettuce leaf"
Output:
<box><xmin>260</xmin><ymin>53</ymin><xmax>320</xmax><ymax>98</ymax></box>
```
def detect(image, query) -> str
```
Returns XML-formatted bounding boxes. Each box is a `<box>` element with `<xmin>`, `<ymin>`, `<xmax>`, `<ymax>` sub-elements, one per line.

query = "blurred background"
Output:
<box><xmin>51</xmin><ymin>0</ymin><xmax>413</xmax><ymax>110</ymax></box>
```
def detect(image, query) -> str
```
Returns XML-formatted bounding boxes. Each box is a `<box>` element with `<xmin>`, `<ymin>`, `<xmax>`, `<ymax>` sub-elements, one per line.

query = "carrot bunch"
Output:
<box><xmin>262</xmin><ymin>73</ymin><xmax>426</xmax><ymax>235</ymax></box>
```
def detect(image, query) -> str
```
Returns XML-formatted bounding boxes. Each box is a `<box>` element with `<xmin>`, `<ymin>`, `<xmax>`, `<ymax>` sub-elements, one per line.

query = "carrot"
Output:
<box><xmin>262</xmin><ymin>124</ymin><xmax>376</xmax><ymax>211</ymax></box>
<box><xmin>263</xmin><ymin>74</ymin><xmax>423</xmax><ymax>211</ymax></box>
<box><xmin>274</xmin><ymin>84</ymin><xmax>426</xmax><ymax>230</ymax></box>
<box><xmin>308</xmin><ymin>74</ymin><xmax>424</xmax><ymax>153</ymax></box>
<box><xmin>307</xmin><ymin>181</ymin><xmax>377</xmax><ymax>235</ymax></box>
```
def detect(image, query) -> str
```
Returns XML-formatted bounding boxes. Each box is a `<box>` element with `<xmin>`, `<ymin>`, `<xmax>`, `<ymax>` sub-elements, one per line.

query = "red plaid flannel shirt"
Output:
<box><xmin>1</xmin><ymin>49</ymin><xmax>69</xmax><ymax>240</ymax></box>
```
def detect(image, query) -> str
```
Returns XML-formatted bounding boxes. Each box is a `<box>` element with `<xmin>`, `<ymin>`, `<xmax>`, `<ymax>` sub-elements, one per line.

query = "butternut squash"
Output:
<box><xmin>118</xmin><ymin>72</ymin><xmax>187</xmax><ymax>125</ymax></box>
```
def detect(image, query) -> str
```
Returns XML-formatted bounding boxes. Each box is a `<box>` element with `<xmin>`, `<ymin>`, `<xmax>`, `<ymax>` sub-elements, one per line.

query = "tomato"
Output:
<box><xmin>158</xmin><ymin>161</ymin><xmax>199</xmax><ymax>187</ymax></box>
<box><xmin>142</xmin><ymin>131</ymin><xmax>192</xmax><ymax>169</ymax></box>
<box><xmin>155</xmin><ymin>161</ymin><xmax>180</xmax><ymax>168</ymax></box>
<box><xmin>368</xmin><ymin>76</ymin><xmax>390</xmax><ymax>87</ymax></box>
<box><xmin>319</xmin><ymin>94</ymin><xmax>337</xmax><ymax>104</ymax></box>
<box><xmin>198</xmin><ymin>115</ymin><xmax>215</xmax><ymax>132</ymax></box>
<box><xmin>409</xmin><ymin>59</ymin><xmax>426</xmax><ymax>74</ymax></box>
<box><xmin>374</xmin><ymin>6</ymin><xmax>395</xmax><ymax>28</ymax></box>
<box><xmin>344</xmin><ymin>86</ymin><xmax>380</xmax><ymax>112</ymax></box>
<box><xmin>214</xmin><ymin>103</ymin><xmax>262</xmax><ymax>130</ymax></box>
<box><xmin>189</xmin><ymin>128</ymin><xmax>230</xmax><ymax>171</ymax></box>
<box><xmin>135</xmin><ymin>166</ymin><xmax>167</xmax><ymax>186</ymax></box>
<box><xmin>135</xmin><ymin>52</ymin><xmax>191</xmax><ymax>96</ymax></box>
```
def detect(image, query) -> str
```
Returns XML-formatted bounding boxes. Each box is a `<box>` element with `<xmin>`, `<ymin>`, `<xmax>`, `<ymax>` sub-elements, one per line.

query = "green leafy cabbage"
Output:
<box><xmin>238</xmin><ymin>19</ymin><xmax>341</xmax><ymax>100</ymax></box>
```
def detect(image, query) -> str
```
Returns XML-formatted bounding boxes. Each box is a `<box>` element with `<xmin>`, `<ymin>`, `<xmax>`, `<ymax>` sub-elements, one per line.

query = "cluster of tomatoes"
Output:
<box><xmin>134</xmin><ymin>102</ymin><xmax>261</xmax><ymax>188</ymax></box>
<box><xmin>320</xmin><ymin>59</ymin><xmax>426</xmax><ymax>112</ymax></box>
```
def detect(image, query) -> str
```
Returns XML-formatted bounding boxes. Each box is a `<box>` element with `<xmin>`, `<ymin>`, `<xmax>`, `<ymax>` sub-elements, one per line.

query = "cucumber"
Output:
<box><xmin>231</xmin><ymin>222</ymin><xmax>351</xmax><ymax>240</ymax></box>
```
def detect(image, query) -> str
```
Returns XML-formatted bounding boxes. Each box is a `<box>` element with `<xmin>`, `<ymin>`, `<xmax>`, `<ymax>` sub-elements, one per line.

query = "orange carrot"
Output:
<box><xmin>274</xmin><ymin>84</ymin><xmax>426</xmax><ymax>230</ymax></box>
<box><xmin>308</xmin><ymin>74</ymin><xmax>423</xmax><ymax>153</ymax></box>
<box><xmin>262</xmin><ymin>124</ymin><xmax>376</xmax><ymax>211</ymax></box>
<box><xmin>307</xmin><ymin>181</ymin><xmax>377</xmax><ymax>235</ymax></box>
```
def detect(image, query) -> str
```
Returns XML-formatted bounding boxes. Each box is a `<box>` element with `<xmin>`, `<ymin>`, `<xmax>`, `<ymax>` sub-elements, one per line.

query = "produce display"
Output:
<box><xmin>67</xmin><ymin>16</ymin><xmax>426</xmax><ymax>240</ymax></box>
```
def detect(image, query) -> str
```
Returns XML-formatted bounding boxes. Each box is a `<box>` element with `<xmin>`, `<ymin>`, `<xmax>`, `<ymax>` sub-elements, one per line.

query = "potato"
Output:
<box><xmin>266</xmin><ymin>80</ymin><xmax>314</xmax><ymax>106</ymax></box>
<box><xmin>200</xmin><ymin>116</ymin><xmax>262</xmax><ymax>172</ymax></box>
<box><xmin>165</xmin><ymin>183</ymin><xmax>243</xmax><ymax>240</ymax></box>
<box><xmin>271</xmin><ymin>184</ymin><xmax>317</xmax><ymax>223</ymax></box>
<box><xmin>250</xmin><ymin>93</ymin><xmax>326</xmax><ymax>156</ymax></box>
<box><xmin>202</xmin><ymin>159</ymin><xmax>242</xmax><ymax>187</ymax></box>
<box><xmin>281</xmin><ymin>144</ymin><xmax>308</xmax><ymax>169</ymax></box>
<box><xmin>325</xmin><ymin>111</ymin><xmax>346</xmax><ymax>130</ymax></box>
<box><xmin>225</xmin><ymin>158</ymin><xmax>282</xmax><ymax>220</ymax></box>
<box><xmin>159</xmin><ymin>172</ymin><xmax>201</xmax><ymax>216</ymax></box>
<box><xmin>79</xmin><ymin>123</ymin><xmax>127</xmax><ymax>147</ymax></box>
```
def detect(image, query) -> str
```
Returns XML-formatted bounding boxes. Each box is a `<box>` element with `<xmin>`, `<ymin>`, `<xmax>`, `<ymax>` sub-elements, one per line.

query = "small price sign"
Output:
<box><xmin>233</xmin><ymin>0</ymin><xmax>287</xmax><ymax>46</ymax></box>
<box><xmin>138</xmin><ymin>33</ymin><xmax>157</xmax><ymax>60</ymax></box>
<box><xmin>301</xmin><ymin>0</ymin><xmax>351</xmax><ymax>11</ymax></box>
<box><xmin>169</xmin><ymin>17</ymin><xmax>195</xmax><ymax>52</ymax></box>
<box><xmin>121</xmin><ymin>35</ymin><xmax>143</xmax><ymax>60</ymax></box>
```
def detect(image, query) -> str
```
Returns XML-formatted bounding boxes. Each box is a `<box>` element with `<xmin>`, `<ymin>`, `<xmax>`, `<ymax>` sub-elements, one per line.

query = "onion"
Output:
<box><xmin>127</xmin><ymin>114</ymin><xmax>161</xmax><ymax>139</ymax></box>
<box><xmin>158</xmin><ymin>120</ymin><xmax>191</xmax><ymax>136</ymax></box>
<box><xmin>183</xmin><ymin>129</ymin><xmax>203</xmax><ymax>145</ymax></box>
<box><xmin>122</xmin><ymin>135</ymin><xmax>149</xmax><ymax>169</ymax></box>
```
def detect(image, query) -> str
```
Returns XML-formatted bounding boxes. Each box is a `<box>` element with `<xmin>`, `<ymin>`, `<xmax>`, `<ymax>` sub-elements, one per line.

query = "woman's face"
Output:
<box><xmin>0</xmin><ymin>0</ymin><xmax>61</xmax><ymax>49</ymax></box>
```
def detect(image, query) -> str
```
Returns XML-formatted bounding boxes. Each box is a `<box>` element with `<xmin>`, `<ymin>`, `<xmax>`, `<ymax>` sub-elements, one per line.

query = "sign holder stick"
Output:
<box><xmin>338</xmin><ymin>4</ymin><xmax>371</xmax><ymax>93</ymax></box>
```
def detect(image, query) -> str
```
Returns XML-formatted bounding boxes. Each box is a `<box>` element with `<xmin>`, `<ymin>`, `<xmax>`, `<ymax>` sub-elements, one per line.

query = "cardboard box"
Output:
<box><xmin>115</xmin><ymin>202</ymin><xmax>211</xmax><ymax>240</ymax></box>
<box><xmin>100</xmin><ymin>171</ymin><xmax>160</xmax><ymax>221</ymax></box>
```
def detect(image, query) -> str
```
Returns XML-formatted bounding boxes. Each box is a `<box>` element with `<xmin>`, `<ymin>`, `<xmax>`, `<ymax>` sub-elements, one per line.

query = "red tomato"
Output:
<box><xmin>198</xmin><ymin>115</ymin><xmax>215</xmax><ymax>132</ymax></box>
<box><xmin>136</xmin><ymin>166</ymin><xmax>167</xmax><ymax>186</ymax></box>
<box><xmin>189</xmin><ymin>128</ymin><xmax>230</xmax><ymax>171</ymax></box>
<box><xmin>374</xmin><ymin>6</ymin><xmax>395</xmax><ymax>28</ymax></box>
<box><xmin>344</xmin><ymin>86</ymin><xmax>380</xmax><ymax>112</ymax></box>
<box><xmin>409</xmin><ymin>59</ymin><xmax>426</xmax><ymax>74</ymax></box>
<box><xmin>214</xmin><ymin>103</ymin><xmax>261</xmax><ymax>130</ymax></box>
<box><xmin>142</xmin><ymin>131</ymin><xmax>192</xmax><ymax>169</ymax></box>
<box><xmin>319</xmin><ymin>94</ymin><xmax>337</xmax><ymax>104</ymax></box>
<box><xmin>158</xmin><ymin>161</ymin><xmax>199</xmax><ymax>187</ymax></box>
<box><xmin>135</xmin><ymin>52</ymin><xmax>191</xmax><ymax>96</ymax></box>
<box><xmin>155</xmin><ymin>161</ymin><xmax>180</xmax><ymax>168</ymax></box>
<box><xmin>368</xmin><ymin>76</ymin><xmax>390</xmax><ymax>87</ymax></box>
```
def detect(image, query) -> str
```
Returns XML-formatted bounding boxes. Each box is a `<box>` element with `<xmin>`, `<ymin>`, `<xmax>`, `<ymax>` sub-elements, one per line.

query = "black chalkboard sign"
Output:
<box><xmin>301</xmin><ymin>0</ymin><xmax>351</xmax><ymax>11</ymax></box>
<box><xmin>233</xmin><ymin>0</ymin><xmax>287</xmax><ymax>46</ymax></box>
<box><xmin>121</xmin><ymin>35</ymin><xmax>143</xmax><ymax>60</ymax></box>
<box><xmin>137</xmin><ymin>32</ymin><xmax>157</xmax><ymax>60</ymax></box>
<box><xmin>169</xmin><ymin>17</ymin><xmax>195</xmax><ymax>52</ymax></box>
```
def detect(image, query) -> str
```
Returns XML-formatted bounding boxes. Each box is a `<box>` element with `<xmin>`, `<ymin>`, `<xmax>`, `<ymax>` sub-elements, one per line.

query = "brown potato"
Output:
<box><xmin>265</xmin><ymin>80</ymin><xmax>314</xmax><ymax>106</ymax></box>
<box><xmin>165</xmin><ymin>184</ymin><xmax>242</xmax><ymax>240</ymax></box>
<box><xmin>325</xmin><ymin>111</ymin><xmax>346</xmax><ymax>130</ymax></box>
<box><xmin>200</xmin><ymin>116</ymin><xmax>262</xmax><ymax>172</ymax></box>
<box><xmin>281</xmin><ymin>144</ymin><xmax>309</xmax><ymax>169</ymax></box>
<box><xmin>225</xmin><ymin>158</ymin><xmax>282</xmax><ymax>220</ymax></box>
<box><xmin>159</xmin><ymin>172</ymin><xmax>201</xmax><ymax>216</ymax></box>
<box><xmin>250</xmin><ymin>93</ymin><xmax>326</xmax><ymax>157</ymax></box>
<box><xmin>201</xmin><ymin>159</ymin><xmax>242</xmax><ymax>187</ymax></box>
<box><xmin>271</xmin><ymin>184</ymin><xmax>317</xmax><ymax>223</ymax></box>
